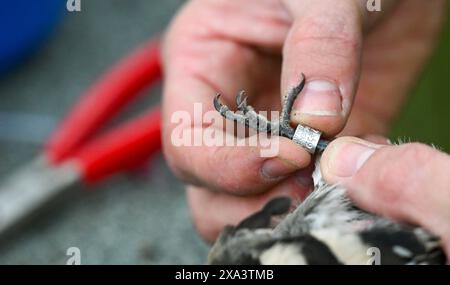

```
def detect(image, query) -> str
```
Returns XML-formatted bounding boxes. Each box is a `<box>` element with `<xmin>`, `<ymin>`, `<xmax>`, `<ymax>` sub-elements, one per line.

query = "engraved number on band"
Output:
<box><xmin>292</xmin><ymin>125</ymin><xmax>322</xmax><ymax>154</ymax></box>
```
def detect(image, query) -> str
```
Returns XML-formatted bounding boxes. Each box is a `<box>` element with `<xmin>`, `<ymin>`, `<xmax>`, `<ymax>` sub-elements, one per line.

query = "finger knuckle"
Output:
<box><xmin>372</xmin><ymin>143</ymin><xmax>435</xmax><ymax>203</ymax></box>
<box><xmin>162</xmin><ymin>144</ymin><xmax>184</xmax><ymax>177</ymax></box>
<box><xmin>400</xmin><ymin>143</ymin><xmax>435</xmax><ymax>164</ymax></box>
<box><xmin>162</xmin><ymin>143</ymin><xmax>199</xmax><ymax>186</ymax></box>
<box><xmin>290</xmin><ymin>16</ymin><xmax>360</xmax><ymax>54</ymax></box>
<box><xmin>373</xmin><ymin>160</ymin><xmax>407</xmax><ymax>204</ymax></box>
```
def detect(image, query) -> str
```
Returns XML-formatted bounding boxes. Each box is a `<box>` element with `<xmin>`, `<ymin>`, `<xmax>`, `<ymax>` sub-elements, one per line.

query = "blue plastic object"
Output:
<box><xmin>0</xmin><ymin>0</ymin><xmax>65</xmax><ymax>75</ymax></box>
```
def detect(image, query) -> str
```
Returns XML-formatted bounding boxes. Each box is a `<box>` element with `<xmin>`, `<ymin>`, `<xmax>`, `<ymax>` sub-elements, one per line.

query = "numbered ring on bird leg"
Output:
<box><xmin>292</xmin><ymin>125</ymin><xmax>322</xmax><ymax>154</ymax></box>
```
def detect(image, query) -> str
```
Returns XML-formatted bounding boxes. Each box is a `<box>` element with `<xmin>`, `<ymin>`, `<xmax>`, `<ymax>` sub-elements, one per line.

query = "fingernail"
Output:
<box><xmin>326</xmin><ymin>140</ymin><xmax>380</xmax><ymax>178</ymax></box>
<box><xmin>261</xmin><ymin>158</ymin><xmax>298</xmax><ymax>180</ymax></box>
<box><xmin>293</xmin><ymin>80</ymin><xmax>343</xmax><ymax>117</ymax></box>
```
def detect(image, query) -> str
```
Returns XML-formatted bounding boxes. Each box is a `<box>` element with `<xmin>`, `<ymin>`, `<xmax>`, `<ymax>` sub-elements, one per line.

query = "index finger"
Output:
<box><xmin>161</xmin><ymin>4</ymin><xmax>310</xmax><ymax>194</ymax></box>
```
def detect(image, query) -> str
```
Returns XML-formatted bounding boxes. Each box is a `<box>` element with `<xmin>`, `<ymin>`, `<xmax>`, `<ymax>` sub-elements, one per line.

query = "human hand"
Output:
<box><xmin>161</xmin><ymin>0</ymin><xmax>447</xmax><ymax>241</ymax></box>
<box><xmin>320</xmin><ymin>136</ymin><xmax>450</xmax><ymax>258</ymax></box>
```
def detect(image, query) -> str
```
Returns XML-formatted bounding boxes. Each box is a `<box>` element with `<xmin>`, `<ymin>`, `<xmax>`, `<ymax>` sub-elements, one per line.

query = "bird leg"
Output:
<box><xmin>213</xmin><ymin>74</ymin><xmax>306</xmax><ymax>139</ymax></box>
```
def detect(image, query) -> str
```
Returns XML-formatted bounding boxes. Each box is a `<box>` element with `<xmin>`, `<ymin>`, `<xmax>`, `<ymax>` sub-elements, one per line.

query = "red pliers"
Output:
<box><xmin>0</xmin><ymin>39</ymin><xmax>163</xmax><ymax>235</ymax></box>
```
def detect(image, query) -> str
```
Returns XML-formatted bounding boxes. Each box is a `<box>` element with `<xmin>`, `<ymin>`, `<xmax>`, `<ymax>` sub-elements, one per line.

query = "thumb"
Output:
<box><xmin>321</xmin><ymin>136</ymin><xmax>450</xmax><ymax>254</ymax></box>
<box><xmin>281</xmin><ymin>0</ymin><xmax>365</xmax><ymax>136</ymax></box>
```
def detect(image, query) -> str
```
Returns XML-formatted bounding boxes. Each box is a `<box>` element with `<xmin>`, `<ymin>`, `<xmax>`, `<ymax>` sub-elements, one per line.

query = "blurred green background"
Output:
<box><xmin>390</xmin><ymin>6</ymin><xmax>450</xmax><ymax>152</ymax></box>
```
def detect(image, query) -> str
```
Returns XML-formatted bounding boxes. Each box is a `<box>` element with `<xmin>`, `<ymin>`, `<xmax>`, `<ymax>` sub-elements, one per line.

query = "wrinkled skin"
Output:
<box><xmin>161</xmin><ymin>0</ymin><xmax>448</xmax><ymax>243</ymax></box>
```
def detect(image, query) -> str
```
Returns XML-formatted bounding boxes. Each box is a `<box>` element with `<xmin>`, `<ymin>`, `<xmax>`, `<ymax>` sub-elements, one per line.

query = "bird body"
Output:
<box><xmin>208</xmin><ymin>159</ymin><xmax>446</xmax><ymax>265</ymax></box>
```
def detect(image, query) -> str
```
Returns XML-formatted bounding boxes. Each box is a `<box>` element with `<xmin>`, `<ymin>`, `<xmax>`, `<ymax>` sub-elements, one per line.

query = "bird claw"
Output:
<box><xmin>213</xmin><ymin>94</ymin><xmax>228</xmax><ymax>115</ymax></box>
<box><xmin>235</xmin><ymin>91</ymin><xmax>248</xmax><ymax>113</ymax></box>
<box><xmin>213</xmin><ymin>75</ymin><xmax>307</xmax><ymax>139</ymax></box>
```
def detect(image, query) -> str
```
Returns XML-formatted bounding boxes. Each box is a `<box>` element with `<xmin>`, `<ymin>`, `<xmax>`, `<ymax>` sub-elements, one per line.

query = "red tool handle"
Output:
<box><xmin>72</xmin><ymin>108</ymin><xmax>162</xmax><ymax>183</ymax></box>
<box><xmin>45</xmin><ymin>39</ymin><xmax>162</xmax><ymax>163</ymax></box>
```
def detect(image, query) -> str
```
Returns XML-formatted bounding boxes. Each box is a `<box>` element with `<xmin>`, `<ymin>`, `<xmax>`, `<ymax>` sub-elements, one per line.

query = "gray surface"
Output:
<box><xmin>0</xmin><ymin>0</ymin><xmax>209</xmax><ymax>264</ymax></box>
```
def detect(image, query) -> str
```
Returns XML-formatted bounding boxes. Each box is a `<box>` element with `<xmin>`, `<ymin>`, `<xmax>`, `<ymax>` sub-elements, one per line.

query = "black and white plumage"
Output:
<box><xmin>209</xmin><ymin>76</ymin><xmax>446</xmax><ymax>265</ymax></box>
<box><xmin>207</xmin><ymin>159</ymin><xmax>446</xmax><ymax>265</ymax></box>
